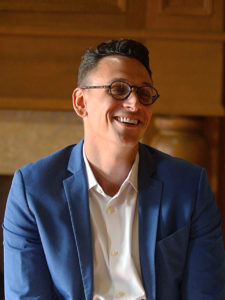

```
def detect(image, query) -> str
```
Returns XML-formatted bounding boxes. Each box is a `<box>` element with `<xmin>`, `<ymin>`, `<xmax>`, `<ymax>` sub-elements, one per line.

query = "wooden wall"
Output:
<box><xmin>0</xmin><ymin>0</ymin><xmax>225</xmax><ymax>283</ymax></box>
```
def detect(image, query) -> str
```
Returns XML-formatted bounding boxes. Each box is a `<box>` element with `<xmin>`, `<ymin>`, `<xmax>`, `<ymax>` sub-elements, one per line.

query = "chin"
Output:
<box><xmin>116</xmin><ymin>136</ymin><xmax>141</xmax><ymax>148</ymax></box>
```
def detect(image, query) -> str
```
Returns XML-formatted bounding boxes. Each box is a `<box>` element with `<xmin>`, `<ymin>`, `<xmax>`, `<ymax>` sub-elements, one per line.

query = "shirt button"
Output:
<box><xmin>107</xmin><ymin>206</ymin><xmax>115</xmax><ymax>214</ymax></box>
<box><xmin>97</xmin><ymin>187</ymin><xmax>102</xmax><ymax>194</ymax></box>
<box><xmin>118</xmin><ymin>291</ymin><xmax>125</xmax><ymax>297</ymax></box>
<box><xmin>111</xmin><ymin>250</ymin><xmax>118</xmax><ymax>256</ymax></box>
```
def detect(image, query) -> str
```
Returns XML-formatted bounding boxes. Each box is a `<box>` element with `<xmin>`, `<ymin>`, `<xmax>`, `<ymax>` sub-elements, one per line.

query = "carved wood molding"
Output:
<box><xmin>0</xmin><ymin>28</ymin><xmax>225</xmax><ymax>42</ymax></box>
<box><xmin>159</xmin><ymin>0</ymin><xmax>213</xmax><ymax>16</ymax></box>
<box><xmin>0</xmin><ymin>0</ymin><xmax>128</xmax><ymax>13</ymax></box>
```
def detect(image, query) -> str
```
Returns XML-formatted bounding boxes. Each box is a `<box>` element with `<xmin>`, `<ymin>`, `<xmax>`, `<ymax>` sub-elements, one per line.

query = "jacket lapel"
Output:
<box><xmin>138</xmin><ymin>144</ymin><xmax>162</xmax><ymax>300</ymax></box>
<box><xmin>63</xmin><ymin>140</ymin><xmax>93</xmax><ymax>300</ymax></box>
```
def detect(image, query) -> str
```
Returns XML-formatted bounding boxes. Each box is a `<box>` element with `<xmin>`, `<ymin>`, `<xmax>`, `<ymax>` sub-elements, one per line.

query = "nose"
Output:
<box><xmin>122</xmin><ymin>89</ymin><xmax>141</xmax><ymax>111</ymax></box>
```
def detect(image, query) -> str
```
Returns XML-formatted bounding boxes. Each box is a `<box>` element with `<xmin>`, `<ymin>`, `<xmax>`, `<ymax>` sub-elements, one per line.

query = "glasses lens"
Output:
<box><xmin>110</xmin><ymin>81</ymin><xmax>130</xmax><ymax>100</ymax></box>
<box><xmin>139</xmin><ymin>86</ymin><xmax>156</xmax><ymax>105</ymax></box>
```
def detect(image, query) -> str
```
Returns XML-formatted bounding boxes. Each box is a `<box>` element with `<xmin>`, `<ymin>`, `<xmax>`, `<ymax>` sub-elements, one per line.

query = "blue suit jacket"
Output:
<box><xmin>3</xmin><ymin>140</ymin><xmax>225</xmax><ymax>300</ymax></box>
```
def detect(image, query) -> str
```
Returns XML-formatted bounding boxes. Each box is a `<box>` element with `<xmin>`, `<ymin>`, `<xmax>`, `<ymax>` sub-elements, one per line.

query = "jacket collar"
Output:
<box><xmin>67</xmin><ymin>139</ymin><xmax>85</xmax><ymax>174</ymax></box>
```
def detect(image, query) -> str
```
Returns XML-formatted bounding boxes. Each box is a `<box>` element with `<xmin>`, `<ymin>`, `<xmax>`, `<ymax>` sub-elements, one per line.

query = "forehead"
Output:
<box><xmin>87</xmin><ymin>55</ymin><xmax>152</xmax><ymax>85</ymax></box>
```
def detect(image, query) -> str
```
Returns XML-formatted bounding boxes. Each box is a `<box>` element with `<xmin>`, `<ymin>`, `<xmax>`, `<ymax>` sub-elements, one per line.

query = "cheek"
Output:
<box><xmin>104</xmin><ymin>102</ymin><xmax>119</xmax><ymax>121</ymax></box>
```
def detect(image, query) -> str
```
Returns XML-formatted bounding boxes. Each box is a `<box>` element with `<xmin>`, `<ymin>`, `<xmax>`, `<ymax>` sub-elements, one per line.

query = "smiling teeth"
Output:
<box><xmin>118</xmin><ymin>117</ymin><xmax>138</xmax><ymax>125</ymax></box>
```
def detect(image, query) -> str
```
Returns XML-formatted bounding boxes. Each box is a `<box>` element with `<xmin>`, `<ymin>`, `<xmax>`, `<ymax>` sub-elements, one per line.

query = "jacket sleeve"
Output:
<box><xmin>181</xmin><ymin>168</ymin><xmax>225</xmax><ymax>299</ymax></box>
<box><xmin>3</xmin><ymin>169</ymin><xmax>56</xmax><ymax>300</ymax></box>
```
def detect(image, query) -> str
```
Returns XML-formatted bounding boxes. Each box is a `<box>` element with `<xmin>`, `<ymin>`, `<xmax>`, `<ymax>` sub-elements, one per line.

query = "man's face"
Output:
<box><xmin>74</xmin><ymin>55</ymin><xmax>153</xmax><ymax>149</ymax></box>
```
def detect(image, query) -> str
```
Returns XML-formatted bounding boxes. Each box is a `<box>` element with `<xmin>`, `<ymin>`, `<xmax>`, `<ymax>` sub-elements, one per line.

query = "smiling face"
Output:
<box><xmin>73</xmin><ymin>55</ymin><xmax>153</xmax><ymax>151</ymax></box>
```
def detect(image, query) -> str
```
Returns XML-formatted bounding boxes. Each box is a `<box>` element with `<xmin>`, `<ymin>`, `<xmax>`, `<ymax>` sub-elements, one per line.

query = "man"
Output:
<box><xmin>3</xmin><ymin>39</ymin><xmax>225</xmax><ymax>299</ymax></box>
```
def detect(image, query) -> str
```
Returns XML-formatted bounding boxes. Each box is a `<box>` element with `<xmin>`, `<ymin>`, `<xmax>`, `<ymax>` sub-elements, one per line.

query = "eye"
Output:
<box><xmin>110</xmin><ymin>82</ymin><xmax>129</xmax><ymax>98</ymax></box>
<box><xmin>139</xmin><ymin>87</ymin><xmax>151</xmax><ymax>98</ymax></box>
<box><xmin>140</xmin><ymin>87</ymin><xmax>155</xmax><ymax>100</ymax></box>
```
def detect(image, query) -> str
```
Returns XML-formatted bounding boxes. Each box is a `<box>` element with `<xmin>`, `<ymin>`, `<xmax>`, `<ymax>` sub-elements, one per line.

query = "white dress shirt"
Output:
<box><xmin>83</xmin><ymin>147</ymin><xmax>146</xmax><ymax>300</ymax></box>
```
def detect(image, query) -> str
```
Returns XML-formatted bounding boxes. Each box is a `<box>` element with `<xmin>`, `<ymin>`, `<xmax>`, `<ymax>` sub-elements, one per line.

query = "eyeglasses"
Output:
<box><xmin>81</xmin><ymin>80</ymin><xmax>159</xmax><ymax>106</ymax></box>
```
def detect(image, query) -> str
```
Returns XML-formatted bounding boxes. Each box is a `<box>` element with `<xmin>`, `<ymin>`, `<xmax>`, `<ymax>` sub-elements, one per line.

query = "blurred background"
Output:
<box><xmin>0</xmin><ymin>0</ymin><xmax>225</xmax><ymax>298</ymax></box>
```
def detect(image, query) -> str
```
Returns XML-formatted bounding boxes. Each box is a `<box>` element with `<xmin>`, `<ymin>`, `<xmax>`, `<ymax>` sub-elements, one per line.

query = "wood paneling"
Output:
<box><xmin>0</xmin><ymin>176</ymin><xmax>12</xmax><ymax>274</ymax></box>
<box><xmin>150</xmin><ymin>116</ymin><xmax>209</xmax><ymax>168</ymax></box>
<box><xmin>0</xmin><ymin>110</ymin><xmax>83</xmax><ymax>175</ymax></box>
<box><xmin>0</xmin><ymin>0</ymin><xmax>224</xmax><ymax>114</ymax></box>
<box><xmin>159</xmin><ymin>0</ymin><xmax>213</xmax><ymax>16</ymax></box>
<box><xmin>147</xmin><ymin>39</ymin><xmax>225</xmax><ymax>116</ymax></box>
<box><xmin>0</xmin><ymin>36</ymin><xmax>224</xmax><ymax>115</ymax></box>
<box><xmin>0</xmin><ymin>35</ymin><xmax>92</xmax><ymax>107</ymax></box>
<box><xmin>147</xmin><ymin>0</ymin><xmax>224</xmax><ymax>31</ymax></box>
<box><xmin>0</xmin><ymin>0</ymin><xmax>146</xmax><ymax>33</ymax></box>
<box><xmin>0</xmin><ymin>0</ymin><xmax>224</xmax><ymax>247</ymax></box>
<box><xmin>144</xmin><ymin>116</ymin><xmax>223</xmax><ymax>202</ymax></box>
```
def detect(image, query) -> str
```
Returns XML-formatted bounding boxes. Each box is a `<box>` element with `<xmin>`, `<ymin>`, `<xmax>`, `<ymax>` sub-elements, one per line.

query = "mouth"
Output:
<box><xmin>114</xmin><ymin>116</ymin><xmax>140</xmax><ymax>125</ymax></box>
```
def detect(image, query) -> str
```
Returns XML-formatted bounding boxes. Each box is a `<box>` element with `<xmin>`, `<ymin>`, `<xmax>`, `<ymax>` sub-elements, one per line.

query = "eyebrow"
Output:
<box><xmin>108</xmin><ymin>77</ymin><xmax>152</xmax><ymax>86</ymax></box>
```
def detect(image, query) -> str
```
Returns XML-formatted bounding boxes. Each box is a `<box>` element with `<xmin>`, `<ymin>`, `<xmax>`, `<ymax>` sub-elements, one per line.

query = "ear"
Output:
<box><xmin>72</xmin><ymin>88</ymin><xmax>88</xmax><ymax>118</ymax></box>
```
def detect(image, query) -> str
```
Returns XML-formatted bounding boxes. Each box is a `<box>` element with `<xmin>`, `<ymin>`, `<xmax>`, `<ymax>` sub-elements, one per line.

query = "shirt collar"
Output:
<box><xmin>83</xmin><ymin>146</ymin><xmax>139</xmax><ymax>193</ymax></box>
<box><xmin>83</xmin><ymin>146</ymin><xmax>98</xmax><ymax>190</ymax></box>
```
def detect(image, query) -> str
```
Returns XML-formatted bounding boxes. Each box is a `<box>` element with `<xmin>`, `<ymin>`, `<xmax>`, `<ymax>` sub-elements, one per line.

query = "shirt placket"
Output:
<box><xmin>105</xmin><ymin>196</ymin><xmax>130</xmax><ymax>298</ymax></box>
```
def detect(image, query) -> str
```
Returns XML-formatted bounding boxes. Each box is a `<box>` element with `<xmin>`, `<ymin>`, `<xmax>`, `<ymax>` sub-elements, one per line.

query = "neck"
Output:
<box><xmin>84</xmin><ymin>138</ymin><xmax>138</xmax><ymax>196</ymax></box>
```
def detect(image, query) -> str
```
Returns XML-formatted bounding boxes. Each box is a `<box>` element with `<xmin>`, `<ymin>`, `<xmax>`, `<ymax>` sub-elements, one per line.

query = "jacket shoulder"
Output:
<box><xmin>140</xmin><ymin>143</ymin><xmax>203</xmax><ymax>180</ymax></box>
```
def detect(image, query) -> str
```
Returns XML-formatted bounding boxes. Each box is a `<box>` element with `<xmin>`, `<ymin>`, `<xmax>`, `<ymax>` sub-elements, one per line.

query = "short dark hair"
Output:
<box><xmin>77</xmin><ymin>39</ymin><xmax>152</xmax><ymax>86</ymax></box>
